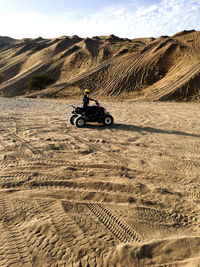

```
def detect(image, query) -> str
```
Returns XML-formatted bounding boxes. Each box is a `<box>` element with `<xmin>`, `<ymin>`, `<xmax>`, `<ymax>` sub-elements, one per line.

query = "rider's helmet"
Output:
<box><xmin>84</xmin><ymin>89</ymin><xmax>90</xmax><ymax>95</ymax></box>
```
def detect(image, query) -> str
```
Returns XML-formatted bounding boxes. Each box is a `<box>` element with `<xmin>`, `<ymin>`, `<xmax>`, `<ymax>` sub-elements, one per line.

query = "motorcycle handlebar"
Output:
<box><xmin>71</xmin><ymin>102</ymin><xmax>100</xmax><ymax>108</ymax></box>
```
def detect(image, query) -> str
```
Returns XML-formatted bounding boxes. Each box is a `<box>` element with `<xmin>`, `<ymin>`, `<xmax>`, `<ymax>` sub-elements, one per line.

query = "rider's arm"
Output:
<box><xmin>87</xmin><ymin>96</ymin><xmax>98</xmax><ymax>105</ymax></box>
<box><xmin>88</xmin><ymin>97</ymin><xmax>96</xmax><ymax>102</ymax></box>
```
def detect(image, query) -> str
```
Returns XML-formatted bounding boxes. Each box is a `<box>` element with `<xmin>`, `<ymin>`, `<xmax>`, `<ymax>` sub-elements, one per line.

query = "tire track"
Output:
<box><xmin>0</xmin><ymin>123</ymin><xmax>46</xmax><ymax>157</ymax></box>
<box><xmin>67</xmin><ymin>133</ymin><xmax>129</xmax><ymax>165</ymax></box>
<box><xmin>35</xmin><ymin>199</ymin><xmax>113</xmax><ymax>264</ymax></box>
<box><xmin>0</xmin><ymin>162</ymin><xmax>129</xmax><ymax>182</ymax></box>
<box><xmin>185</xmin><ymin>184</ymin><xmax>200</xmax><ymax>198</ymax></box>
<box><xmin>86</xmin><ymin>203</ymin><xmax>142</xmax><ymax>243</ymax></box>
<box><xmin>135</xmin><ymin>206</ymin><xmax>192</xmax><ymax>227</ymax></box>
<box><xmin>0</xmin><ymin>172</ymin><xmax>138</xmax><ymax>196</ymax></box>
<box><xmin>18</xmin><ymin>198</ymin><xmax>73</xmax><ymax>263</ymax></box>
<box><xmin>147</xmin><ymin>60</ymin><xmax>200</xmax><ymax>101</ymax></box>
<box><xmin>13</xmin><ymin>117</ymin><xmax>22</xmax><ymax>135</ymax></box>
<box><xmin>37</xmin><ymin>200</ymin><xmax>86</xmax><ymax>249</ymax></box>
<box><xmin>0</xmin><ymin>197</ymin><xmax>32</xmax><ymax>266</ymax></box>
<box><xmin>21</xmin><ymin>199</ymin><xmax>68</xmax><ymax>263</ymax></box>
<box><xmin>66</xmin><ymin>202</ymin><xmax>118</xmax><ymax>248</ymax></box>
<box><xmin>98</xmin><ymin>44</ymin><xmax>155</xmax><ymax>96</ymax></box>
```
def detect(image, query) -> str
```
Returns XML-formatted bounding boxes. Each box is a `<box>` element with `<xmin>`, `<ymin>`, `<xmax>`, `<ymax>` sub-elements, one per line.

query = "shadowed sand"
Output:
<box><xmin>0</xmin><ymin>97</ymin><xmax>200</xmax><ymax>266</ymax></box>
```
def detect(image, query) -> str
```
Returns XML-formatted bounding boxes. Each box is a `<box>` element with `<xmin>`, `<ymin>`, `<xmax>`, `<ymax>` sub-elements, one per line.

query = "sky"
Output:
<box><xmin>0</xmin><ymin>0</ymin><xmax>200</xmax><ymax>39</ymax></box>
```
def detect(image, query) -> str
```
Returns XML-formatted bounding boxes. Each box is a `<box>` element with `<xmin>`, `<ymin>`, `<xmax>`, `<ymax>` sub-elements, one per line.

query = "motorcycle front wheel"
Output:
<box><xmin>69</xmin><ymin>115</ymin><xmax>78</xmax><ymax>125</ymax></box>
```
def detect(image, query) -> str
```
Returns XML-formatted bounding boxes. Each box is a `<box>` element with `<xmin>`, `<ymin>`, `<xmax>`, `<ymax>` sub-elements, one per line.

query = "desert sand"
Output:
<box><xmin>0</xmin><ymin>97</ymin><xmax>200</xmax><ymax>266</ymax></box>
<box><xmin>1</xmin><ymin>30</ymin><xmax>200</xmax><ymax>101</ymax></box>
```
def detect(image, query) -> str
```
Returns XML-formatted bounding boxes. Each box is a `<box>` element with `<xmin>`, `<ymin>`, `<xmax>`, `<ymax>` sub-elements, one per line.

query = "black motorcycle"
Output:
<box><xmin>70</xmin><ymin>102</ymin><xmax>114</xmax><ymax>127</ymax></box>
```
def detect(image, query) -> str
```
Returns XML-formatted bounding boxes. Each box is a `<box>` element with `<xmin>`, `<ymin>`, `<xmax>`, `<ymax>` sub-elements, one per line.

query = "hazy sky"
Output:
<box><xmin>0</xmin><ymin>0</ymin><xmax>200</xmax><ymax>39</ymax></box>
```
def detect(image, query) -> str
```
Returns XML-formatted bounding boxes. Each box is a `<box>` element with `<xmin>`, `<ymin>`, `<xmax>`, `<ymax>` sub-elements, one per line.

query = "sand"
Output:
<box><xmin>1</xmin><ymin>30</ymin><xmax>200</xmax><ymax>101</ymax></box>
<box><xmin>0</xmin><ymin>97</ymin><xmax>200</xmax><ymax>266</ymax></box>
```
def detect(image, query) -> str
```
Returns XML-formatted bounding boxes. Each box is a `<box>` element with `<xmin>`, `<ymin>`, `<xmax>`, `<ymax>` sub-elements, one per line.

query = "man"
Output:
<box><xmin>82</xmin><ymin>89</ymin><xmax>98</xmax><ymax>113</ymax></box>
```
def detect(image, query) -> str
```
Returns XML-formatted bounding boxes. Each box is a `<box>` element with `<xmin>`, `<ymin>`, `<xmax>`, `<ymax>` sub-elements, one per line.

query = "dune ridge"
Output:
<box><xmin>0</xmin><ymin>30</ymin><xmax>200</xmax><ymax>101</ymax></box>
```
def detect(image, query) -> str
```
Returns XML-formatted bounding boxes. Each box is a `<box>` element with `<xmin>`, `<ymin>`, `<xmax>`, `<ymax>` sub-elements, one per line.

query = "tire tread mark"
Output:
<box><xmin>185</xmin><ymin>185</ymin><xmax>200</xmax><ymax>198</ymax></box>
<box><xmin>36</xmin><ymin>200</ymin><xmax>87</xmax><ymax>259</ymax></box>
<box><xmin>86</xmin><ymin>203</ymin><xmax>142</xmax><ymax>243</ymax></box>
<box><xmin>135</xmin><ymin>206</ymin><xmax>192</xmax><ymax>227</ymax></box>
<box><xmin>0</xmin><ymin>197</ymin><xmax>32</xmax><ymax>266</ymax></box>
<box><xmin>67</xmin><ymin>134</ymin><xmax>128</xmax><ymax>165</ymax></box>
<box><xmin>0</xmin><ymin>123</ymin><xmax>45</xmax><ymax>156</ymax></box>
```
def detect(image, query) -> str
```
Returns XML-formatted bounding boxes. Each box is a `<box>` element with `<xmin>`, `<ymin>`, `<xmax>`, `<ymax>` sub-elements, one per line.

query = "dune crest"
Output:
<box><xmin>0</xmin><ymin>30</ymin><xmax>200</xmax><ymax>101</ymax></box>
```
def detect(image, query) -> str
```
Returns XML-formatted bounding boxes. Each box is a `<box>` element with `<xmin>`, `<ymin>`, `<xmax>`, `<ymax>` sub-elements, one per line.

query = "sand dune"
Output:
<box><xmin>0</xmin><ymin>97</ymin><xmax>200</xmax><ymax>266</ymax></box>
<box><xmin>0</xmin><ymin>30</ymin><xmax>200</xmax><ymax>101</ymax></box>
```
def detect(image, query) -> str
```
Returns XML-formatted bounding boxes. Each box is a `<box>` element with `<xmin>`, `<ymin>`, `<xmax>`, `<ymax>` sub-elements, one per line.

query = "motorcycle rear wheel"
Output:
<box><xmin>103</xmin><ymin>115</ymin><xmax>114</xmax><ymax>126</ymax></box>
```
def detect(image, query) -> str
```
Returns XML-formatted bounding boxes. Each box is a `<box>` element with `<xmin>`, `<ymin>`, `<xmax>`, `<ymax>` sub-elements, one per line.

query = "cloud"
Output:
<box><xmin>0</xmin><ymin>0</ymin><xmax>200</xmax><ymax>39</ymax></box>
<box><xmin>89</xmin><ymin>0</ymin><xmax>200</xmax><ymax>38</ymax></box>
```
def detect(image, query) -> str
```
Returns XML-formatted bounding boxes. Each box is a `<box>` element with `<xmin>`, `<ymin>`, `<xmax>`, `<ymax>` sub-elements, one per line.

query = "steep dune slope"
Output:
<box><xmin>0</xmin><ymin>30</ymin><xmax>200</xmax><ymax>100</ymax></box>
